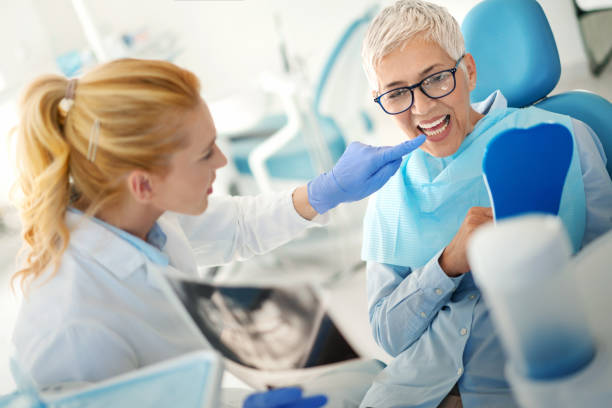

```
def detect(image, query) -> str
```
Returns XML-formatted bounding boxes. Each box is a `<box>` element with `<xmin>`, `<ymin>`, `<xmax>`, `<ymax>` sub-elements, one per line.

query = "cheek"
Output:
<box><xmin>199</xmin><ymin>166</ymin><xmax>213</xmax><ymax>184</ymax></box>
<box><xmin>192</xmin><ymin>166</ymin><xmax>213</xmax><ymax>194</ymax></box>
<box><xmin>454</xmin><ymin>104</ymin><xmax>471</xmax><ymax>132</ymax></box>
<box><xmin>394</xmin><ymin>114</ymin><xmax>417</xmax><ymax>135</ymax></box>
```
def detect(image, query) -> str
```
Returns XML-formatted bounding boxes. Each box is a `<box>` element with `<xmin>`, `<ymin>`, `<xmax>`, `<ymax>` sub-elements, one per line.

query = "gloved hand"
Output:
<box><xmin>243</xmin><ymin>387</ymin><xmax>327</xmax><ymax>408</ymax></box>
<box><xmin>308</xmin><ymin>134</ymin><xmax>426</xmax><ymax>214</ymax></box>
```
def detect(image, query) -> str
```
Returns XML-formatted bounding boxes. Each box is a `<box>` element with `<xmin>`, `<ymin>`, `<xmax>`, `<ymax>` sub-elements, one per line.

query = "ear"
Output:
<box><xmin>126</xmin><ymin>170</ymin><xmax>154</xmax><ymax>203</ymax></box>
<box><xmin>463</xmin><ymin>53</ymin><xmax>478</xmax><ymax>92</ymax></box>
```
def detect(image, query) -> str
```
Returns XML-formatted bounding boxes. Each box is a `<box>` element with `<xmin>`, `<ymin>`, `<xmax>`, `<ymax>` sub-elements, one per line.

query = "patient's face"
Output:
<box><xmin>374</xmin><ymin>36</ymin><xmax>483</xmax><ymax>157</ymax></box>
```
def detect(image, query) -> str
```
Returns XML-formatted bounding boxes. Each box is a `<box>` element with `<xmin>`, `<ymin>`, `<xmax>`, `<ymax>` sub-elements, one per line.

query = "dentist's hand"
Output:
<box><xmin>307</xmin><ymin>135</ymin><xmax>426</xmax><ymax>214</ymax></box>
<box><xmin>243</xmin><ymin>387</ymin><xmax>327</xmax><ymax>408</ymax></box>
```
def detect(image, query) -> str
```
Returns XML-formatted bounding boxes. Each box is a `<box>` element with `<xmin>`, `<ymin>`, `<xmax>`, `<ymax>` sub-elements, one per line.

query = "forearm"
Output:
<box><xmin>368</xmin><ymin>253</ymin><xmax>463</xmax><ymax>356</ymax></box>
<box><xmin>225</xmin><ymin>192</ymin><xmax>327</xmax><ymax>261</ymax></box>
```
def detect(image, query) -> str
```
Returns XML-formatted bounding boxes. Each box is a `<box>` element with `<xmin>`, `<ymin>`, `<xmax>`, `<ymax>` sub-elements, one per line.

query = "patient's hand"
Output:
<box><xmin>439</xmin><ymin>207</ymin><xmax>493</xmax><ymax>277</ymax></box>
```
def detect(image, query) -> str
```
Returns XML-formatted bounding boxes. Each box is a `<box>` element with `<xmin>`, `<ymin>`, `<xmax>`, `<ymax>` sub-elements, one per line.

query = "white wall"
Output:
<box><xmin>538</xmin><ymin>0</ymin><xmax>588</xmax><ymax>70</ymax></box>
<box><xmin>0</xmin><ymin>1</ymin><xmax>58</xmax><ymax>96</ymax></box>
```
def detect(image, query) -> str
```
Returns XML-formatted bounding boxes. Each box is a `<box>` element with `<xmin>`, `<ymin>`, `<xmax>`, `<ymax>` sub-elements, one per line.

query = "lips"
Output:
<box><xmin>417</xmin><ymin>115</ymin><xmax>450</xmax><ymax>137</ymax></box>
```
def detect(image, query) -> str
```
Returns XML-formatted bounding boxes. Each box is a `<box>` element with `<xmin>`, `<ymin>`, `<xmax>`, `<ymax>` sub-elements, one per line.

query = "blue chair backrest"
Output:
<box><xmin>462</xmin><ymin>0</ymin><xmax>612</xmax><ymax>177</ymax></box>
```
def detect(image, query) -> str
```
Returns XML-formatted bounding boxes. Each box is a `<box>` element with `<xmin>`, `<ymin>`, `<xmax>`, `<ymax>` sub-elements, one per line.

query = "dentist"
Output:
<box><xmin>10</xmin><ymin>58</ymin><xmax>424</xmax><ymax>393</ymax></box>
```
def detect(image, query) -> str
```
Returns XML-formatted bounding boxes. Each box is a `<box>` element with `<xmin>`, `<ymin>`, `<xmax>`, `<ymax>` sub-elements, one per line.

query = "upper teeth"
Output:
<box><xmin>419</xmin><ymin>116</ymin><xmax>446</xmax><ymax>129</ymax></box>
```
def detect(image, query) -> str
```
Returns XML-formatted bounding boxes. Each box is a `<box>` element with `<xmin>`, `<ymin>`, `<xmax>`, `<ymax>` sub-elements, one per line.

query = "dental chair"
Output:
<box><xmin>225</xmin><ymin>6</ymin><xmax>377</xmax><ymax>193</ymax></box>
<box><xmin>462</xmin><ymin>0</ymin><xmax>612</xmax><ymax>178</ymax></box>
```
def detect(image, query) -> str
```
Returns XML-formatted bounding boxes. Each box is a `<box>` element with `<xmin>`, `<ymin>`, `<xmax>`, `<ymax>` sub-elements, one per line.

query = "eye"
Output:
<box><xmin>423</xmin><ymin>71</ymin><xmax>450</xmax><ymax>87</ymax></box>
<box><xmin>385</xmin><ymin>87</ymin><xmax>410</xmax><ymax>100</ymax></box>
<box><xmin>200</xmin><ymin>147</ymin><xmax>214</xmax><ymax>161</ymax></box>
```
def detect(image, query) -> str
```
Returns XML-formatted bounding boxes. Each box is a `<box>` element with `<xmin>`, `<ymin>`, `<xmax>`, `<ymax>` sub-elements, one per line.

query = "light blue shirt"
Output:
<box><xmin>360</xmin><ymin>91</ymin><xmax>612</xmax><ymax>408</ymax></box>
<box><xmin>68</xmin><ymin>207</ymin><xmax>169</xmax><ymax>265</ymax></box>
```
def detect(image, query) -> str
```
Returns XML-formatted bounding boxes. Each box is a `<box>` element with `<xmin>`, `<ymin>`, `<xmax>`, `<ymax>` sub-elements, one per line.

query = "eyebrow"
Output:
<box><xmin>382</xmin><ymin>63</ymin><xmax>445</xmax><ymax>90</ymax></box>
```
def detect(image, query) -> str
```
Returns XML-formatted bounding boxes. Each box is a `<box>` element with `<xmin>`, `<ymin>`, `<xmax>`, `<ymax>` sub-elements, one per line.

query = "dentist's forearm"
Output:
<box><xmin>292</xmin><ymin>185</ymin><xmax>318</xmax><ymax>221</ymax></box>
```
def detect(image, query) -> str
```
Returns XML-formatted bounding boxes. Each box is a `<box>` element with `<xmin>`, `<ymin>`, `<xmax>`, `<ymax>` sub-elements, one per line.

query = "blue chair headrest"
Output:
<box><xmin>462</xmin><ymin>0</ymin><xmax>561</xmax><ymax>107</ymax></box>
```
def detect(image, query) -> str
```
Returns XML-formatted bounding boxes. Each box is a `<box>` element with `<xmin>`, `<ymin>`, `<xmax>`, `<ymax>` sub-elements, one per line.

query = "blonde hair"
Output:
<box><xmin>362</xmin><ymin>0</ymin><xmax>465</xmax><ymax>91</ymax></box>
<box><xmin>12</xmin><ymin>58</ymin><xmax>201</xmax><ymax>293</ymax></box>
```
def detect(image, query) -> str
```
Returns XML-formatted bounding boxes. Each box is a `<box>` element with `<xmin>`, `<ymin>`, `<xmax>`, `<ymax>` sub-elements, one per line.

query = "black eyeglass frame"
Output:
<box><xmin>373</xmin><ymin>54</ymin><xmax>466</xmax><ymax>115</ymax></box>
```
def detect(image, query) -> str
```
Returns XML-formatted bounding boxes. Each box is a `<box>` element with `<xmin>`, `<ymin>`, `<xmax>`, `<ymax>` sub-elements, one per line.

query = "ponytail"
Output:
<box><xmin>12</xmin><ymin>75</ymin><xmax>72</xmax><ymax>293</ymax></box>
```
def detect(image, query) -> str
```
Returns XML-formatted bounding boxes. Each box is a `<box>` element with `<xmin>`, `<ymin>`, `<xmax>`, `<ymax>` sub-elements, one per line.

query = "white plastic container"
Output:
<box><xmin>468</xmin><ymin>214</ymin><xmax>595</xmax><ymax>380</ymax></box>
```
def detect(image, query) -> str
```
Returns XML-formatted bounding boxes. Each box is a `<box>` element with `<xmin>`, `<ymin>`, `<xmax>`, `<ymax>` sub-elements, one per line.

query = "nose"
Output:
<box><xmin>410</xmin><ymin>87</ymin><xmax>436</xmax><ymax>115</ymax></box>
<box><xmin>216</xmin><ymin>146</ymin><xmax>228</xmax><ymax>169</ymax></box>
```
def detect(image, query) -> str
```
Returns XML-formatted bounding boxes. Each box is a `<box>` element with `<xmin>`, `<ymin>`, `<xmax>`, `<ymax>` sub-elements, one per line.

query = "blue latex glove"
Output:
<box><xmin>243</xmin><ymin>387</ymin><xmax>327</xmax><ymax>408</ymax></box>
<box><xmin>308</xmin><ymin>134</ymin><xmax>426</xmax><ymax>213</ymax></box>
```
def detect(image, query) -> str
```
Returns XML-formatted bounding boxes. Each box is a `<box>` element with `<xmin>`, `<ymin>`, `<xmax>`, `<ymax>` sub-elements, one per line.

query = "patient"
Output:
<box><xmin>358</xmin><ymin>1</ymin><xmax>612</xmax><ymax>407</ymax></box>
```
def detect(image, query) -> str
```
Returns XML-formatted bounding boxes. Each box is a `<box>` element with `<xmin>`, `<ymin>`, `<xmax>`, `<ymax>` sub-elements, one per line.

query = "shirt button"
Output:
<box><xmin>420</xmin><ymin>312</ymin><xmax>427</xmax><ymax>318</ymax></box>
<box><xmin>457</xmin><ymin>367</ymin><xmax>464</xmax><ymax>376</ymax></box>
<box><xmin>460</xmin><ymin>328</ymin><xmax>468</xmax><ymax>336</ymax></box>
<box><xmin>469</xmin><ymin>294</ymin><xmax>476</xmax><ymax>300</ymax></box>
<box><xmin>435</xmin><ymin>288</ymin><xmax>443</xmax><ymax>295</ymax></box>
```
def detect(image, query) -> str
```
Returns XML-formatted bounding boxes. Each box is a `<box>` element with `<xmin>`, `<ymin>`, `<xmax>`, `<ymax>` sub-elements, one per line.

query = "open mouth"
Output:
<box><xmin>418</xmin><ymin>114</ymin><xmax>450</xmax><ymax>137</ymax></box>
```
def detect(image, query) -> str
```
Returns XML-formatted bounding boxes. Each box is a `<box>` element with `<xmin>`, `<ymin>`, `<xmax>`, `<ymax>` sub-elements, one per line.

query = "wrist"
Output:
<box><xmin>439</xmin><ymin>249</ymin><xmax>463</xmax><ymax>277</ymax></box>
<box><xmin>306</xmin><ymin>173</ymin><xmax>341</xmax><ymax>214</ymax></box>
<box><xmin>293</xmin><ymin>185</ymin><xmax>318</xmax><ymax>220</ymax></box>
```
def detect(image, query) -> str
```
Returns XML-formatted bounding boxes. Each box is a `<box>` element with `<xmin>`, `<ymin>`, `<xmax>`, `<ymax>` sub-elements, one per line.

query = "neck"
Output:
<box><xmin>470</xmin><ymin>106</ymin><xmax>486</xmax><ymax>131</ymax></box>
<box><xmin>96</xmin><ymin>200</ymin><xmax>163</xmax><ymax>241</ymax></box>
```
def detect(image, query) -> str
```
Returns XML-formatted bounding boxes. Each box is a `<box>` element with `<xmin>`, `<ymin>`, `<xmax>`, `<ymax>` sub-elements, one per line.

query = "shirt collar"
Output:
<box><xmin>66</xmin><ymin>209</ymin><xmax>169</xmax><ymax>280</ymax></box>
<box><xmin>471</xmin><ymin>90</ymin><xmax>508</xmax><ymax>115</ymax></box>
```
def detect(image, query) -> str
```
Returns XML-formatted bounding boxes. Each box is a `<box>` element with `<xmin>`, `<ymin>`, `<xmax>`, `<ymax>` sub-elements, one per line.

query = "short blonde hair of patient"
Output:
<box><xmin>12</xmin><ymin>58</ymin><xmax>201</xmax><ymax>294</ymax></box>
<box><xmin>362</xmin><ymin>0</ymin><xmax>466</xmax><ymax>92</ymax></box>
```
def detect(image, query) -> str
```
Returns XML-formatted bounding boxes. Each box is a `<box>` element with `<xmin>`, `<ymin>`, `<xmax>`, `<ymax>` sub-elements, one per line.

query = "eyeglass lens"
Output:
<box><xmin>380</xmin><ymin>70</ymin><xmax>456</xmax><ymax>114</ymax></box>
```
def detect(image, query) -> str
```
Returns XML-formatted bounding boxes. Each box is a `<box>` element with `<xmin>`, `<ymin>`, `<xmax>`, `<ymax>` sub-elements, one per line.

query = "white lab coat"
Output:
<box><xmin>12</xmin><ymin>190</ymin><xmax>329</xmax><ymax>388</ymax></box>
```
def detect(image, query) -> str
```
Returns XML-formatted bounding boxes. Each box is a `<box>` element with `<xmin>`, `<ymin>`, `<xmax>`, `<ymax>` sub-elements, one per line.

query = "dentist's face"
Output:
<box><xmin>150</xmin><ymin>100</ymin><xmax>227</xmax><ymax>215</ymax></box>
<box><xmin>374</xmin><ymin>36</ymin><xmax>482</xmax><ymax>157</ymax></box>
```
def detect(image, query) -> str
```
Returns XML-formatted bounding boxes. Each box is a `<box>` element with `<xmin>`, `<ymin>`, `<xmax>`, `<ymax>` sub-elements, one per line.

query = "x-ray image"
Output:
<box><xmin>166</xmin><ymin>277</ymin><xmax>358</xmax><ymax>371</ymax></box>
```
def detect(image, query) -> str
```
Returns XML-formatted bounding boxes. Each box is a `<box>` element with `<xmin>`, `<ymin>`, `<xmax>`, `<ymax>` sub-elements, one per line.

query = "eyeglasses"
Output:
<box><xmin>374</xmin><ymin>55</ymin><xmax>465</xmax><ymax>115</ymax></box>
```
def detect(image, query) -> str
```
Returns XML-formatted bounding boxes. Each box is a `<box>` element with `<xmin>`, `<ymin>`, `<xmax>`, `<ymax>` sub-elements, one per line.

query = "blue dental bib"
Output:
<box><xmin>362</xmin><ymin>106</ymin><xmax>586</xmax><ymax>268</ymax></box>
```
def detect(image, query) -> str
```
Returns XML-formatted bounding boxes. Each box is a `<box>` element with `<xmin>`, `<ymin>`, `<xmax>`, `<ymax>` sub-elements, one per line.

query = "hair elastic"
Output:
<box><xmin>59</xmin><ymin>78</ymin><xmax>78</xmax><ymax>114</ymax></box>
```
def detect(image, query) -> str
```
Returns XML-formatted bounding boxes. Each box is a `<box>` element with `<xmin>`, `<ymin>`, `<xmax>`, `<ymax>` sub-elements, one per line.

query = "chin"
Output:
<box><xmin>180</xmin><ymin>200</ymin><xmax>209</xmax><ymax>216</ymax></box>
<box><xmin>422</xmin><ymin>135</ymin><xmax>464</xmax><ymax>157</ymax></box>
<box><xmin>198</xmin><ymin>199</ymin><xmax>210</xmax><ymax>214</ymax></box>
